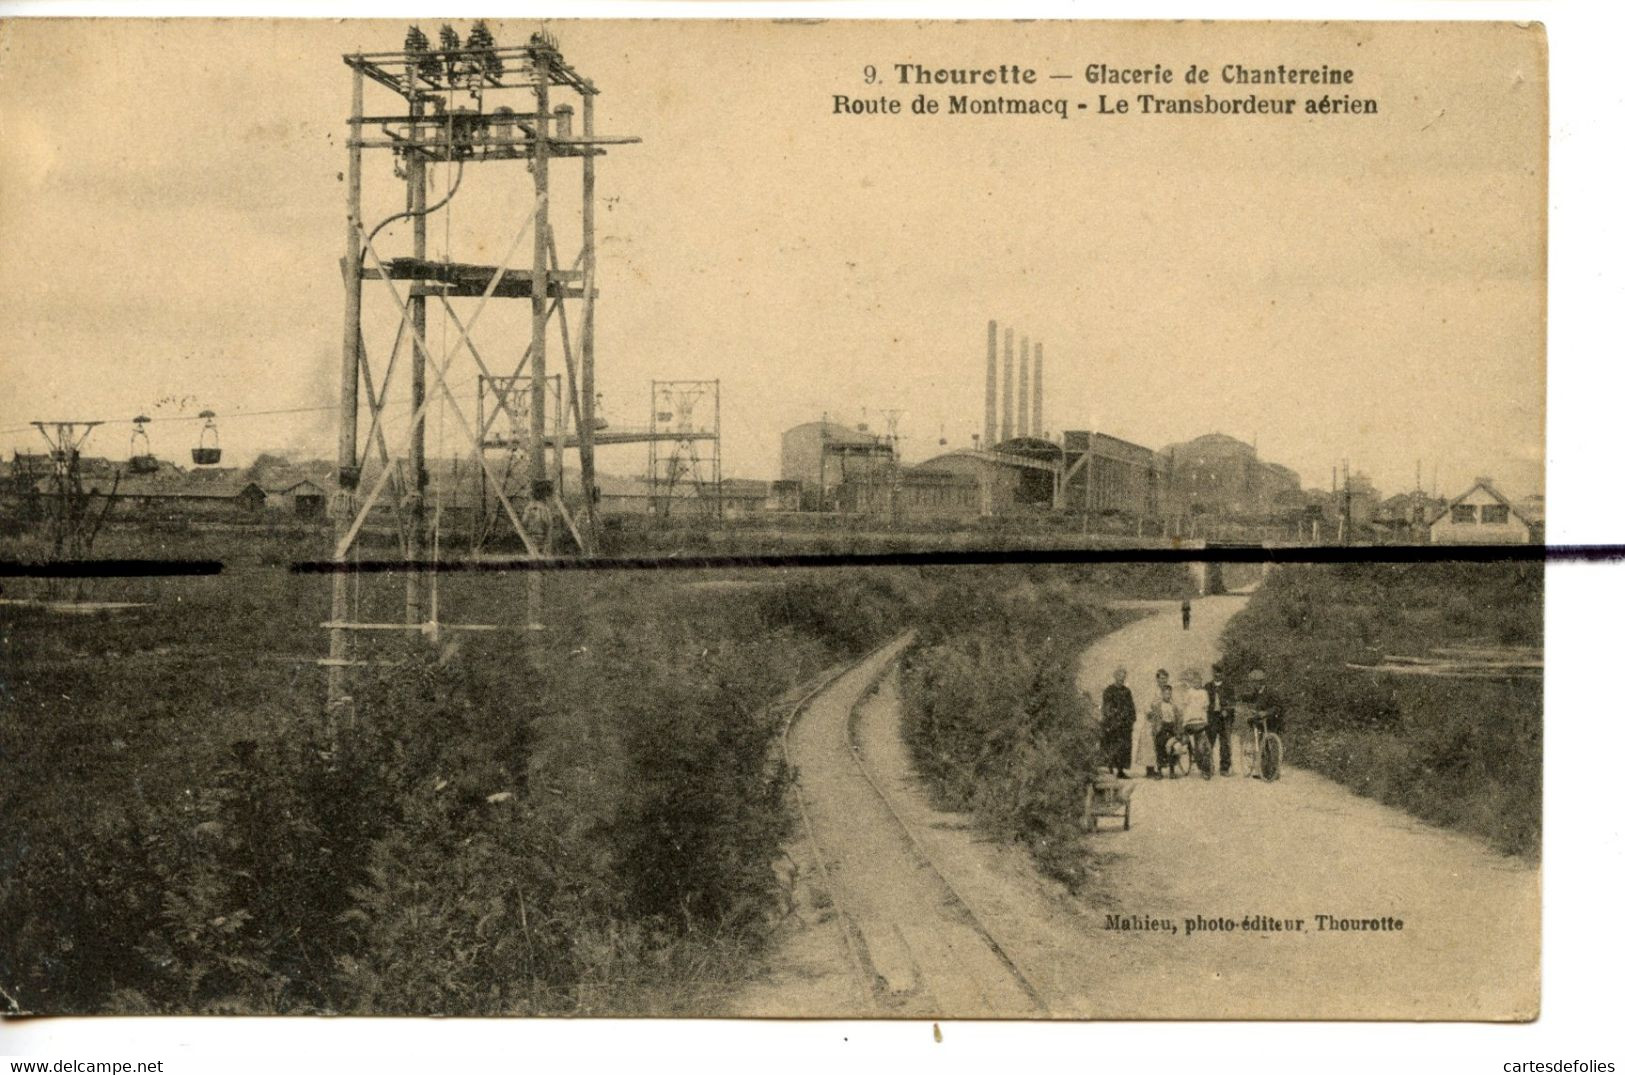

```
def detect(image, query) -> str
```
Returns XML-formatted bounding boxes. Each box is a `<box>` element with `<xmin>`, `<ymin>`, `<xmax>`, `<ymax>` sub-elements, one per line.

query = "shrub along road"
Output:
<box><xmin>739</xmin><ymin>589</ymin><xmax>1539</xmax><ymax>1019</ymax></box>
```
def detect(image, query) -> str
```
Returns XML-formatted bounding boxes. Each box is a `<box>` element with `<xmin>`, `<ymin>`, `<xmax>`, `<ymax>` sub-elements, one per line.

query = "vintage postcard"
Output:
<box><xmin>0</xmin><ymin>18</ymin><xmax>1543</xmax><ymax>1021</ymax></box>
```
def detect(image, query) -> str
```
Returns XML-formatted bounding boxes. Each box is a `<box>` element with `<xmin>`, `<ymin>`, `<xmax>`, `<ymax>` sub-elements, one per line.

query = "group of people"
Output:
<box><xmin>1098</xmin><ymin>663</ymin><xmax>1281</xmax><ymax>780</ymax></box>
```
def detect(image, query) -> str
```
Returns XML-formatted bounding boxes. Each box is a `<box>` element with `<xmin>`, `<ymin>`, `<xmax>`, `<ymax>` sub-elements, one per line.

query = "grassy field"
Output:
<box><xmin>0</xmin><ymin>525</ymin><xmax>931</xmax><ymax>1014</ymax></box>
<box><xmin>1218</xmin><ymin>562</ymin><xmax>1542</xmax><ymax>857</ymax></box>
<box><xmin>2</xmin><ymin>520</ymin><xmax>1187</xmax><ymax>1014</ymax></box>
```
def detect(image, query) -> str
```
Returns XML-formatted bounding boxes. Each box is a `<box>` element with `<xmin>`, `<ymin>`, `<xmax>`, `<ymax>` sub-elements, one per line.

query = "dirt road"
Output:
<box><xmin>1072</xmin><ymin>593</ymin><xmax>1539</xmax><ymax>1019</ymax></box>
<box><xmin>736</xmin><ymin>593</ymin><xmax>1539</xmax><ymax>1019</ymax></box>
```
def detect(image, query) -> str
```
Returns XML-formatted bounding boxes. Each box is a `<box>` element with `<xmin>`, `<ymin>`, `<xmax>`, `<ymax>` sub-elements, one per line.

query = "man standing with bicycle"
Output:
<box><xmin>1244</xmin><ymin>668</ymin><xmax>1286</xmax><ymax>779</ymax></box>
<box><xmin>1204</xmin><ymin>665</ymin><xmax>1235</xmax><ymax>776</ymax></box>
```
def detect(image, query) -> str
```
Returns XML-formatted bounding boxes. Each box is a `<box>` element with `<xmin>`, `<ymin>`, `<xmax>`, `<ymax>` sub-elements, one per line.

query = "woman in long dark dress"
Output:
<box><xmin>1100</xmin><ymin>665</ymin><xmax>1136</xmax><ymax>779</ymax></box>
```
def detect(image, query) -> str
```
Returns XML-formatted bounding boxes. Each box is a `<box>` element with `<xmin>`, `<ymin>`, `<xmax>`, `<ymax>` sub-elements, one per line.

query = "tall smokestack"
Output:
<box><xmin>1032</xmin><ymin>341</ymin><xmax>1044</xmax><ymax>439</ymax></box>
<box><xmin>1000</xmin><ymin>328</ymin><xmax>1014</xmax><ymax>443</ymax></box>
<box><xmin>1017</xmin><ymin>337</ymin><xmax>1030</xmax><ymax>438</ymax></box>
<box><xmin>984</xmin><ymin>320</ymin><xmax>998</xmax><ymax>450</ymax></box>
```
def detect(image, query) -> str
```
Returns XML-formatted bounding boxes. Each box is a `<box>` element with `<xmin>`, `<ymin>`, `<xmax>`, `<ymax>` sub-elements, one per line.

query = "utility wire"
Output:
<box><xmin>0</xmin><ymin>381</ymin><xmax>503</xmax><ymax>441</ymax></box>
<box><xmin>0</xmin><ymin>404</ymin><xmax>338</xmax><ymax>439</ymax></box>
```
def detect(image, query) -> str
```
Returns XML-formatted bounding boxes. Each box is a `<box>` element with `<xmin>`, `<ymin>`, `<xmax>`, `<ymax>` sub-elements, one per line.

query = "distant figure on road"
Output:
<box><xmin>1205</xmin><ymin>665</ymin><xmax>1236</xmax><ymax>776</ymax></box>
<box><xmin>1101</xmin><ymin>666</ymin><xmax>1136</xmax><ymax>779</ymax></box>
<box><xmin>1181</xmin><ymin>597</ymin><xmax>1192</xmax><ymax>630</ymax></box>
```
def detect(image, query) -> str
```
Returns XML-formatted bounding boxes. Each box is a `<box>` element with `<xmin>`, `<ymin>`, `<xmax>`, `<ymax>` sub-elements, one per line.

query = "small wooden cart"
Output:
<box><xmin>1084</xmin><ymin>773</ymin><xmax>1136</xmax><ymax>832</ymax></box>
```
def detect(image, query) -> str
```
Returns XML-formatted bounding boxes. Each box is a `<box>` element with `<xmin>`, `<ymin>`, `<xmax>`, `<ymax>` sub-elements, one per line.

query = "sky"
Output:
<box><xmin>0</xmin><ymin>19</ymin><xmax>1546</xmax><ymax>499</ymax></box>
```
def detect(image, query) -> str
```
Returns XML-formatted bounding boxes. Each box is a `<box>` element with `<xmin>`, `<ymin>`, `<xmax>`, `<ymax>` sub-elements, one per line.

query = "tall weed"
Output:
<box><xmin>1219</xmin><ymin>562</ymin><xmax>1541</xmax><ymax>856</ymax></box>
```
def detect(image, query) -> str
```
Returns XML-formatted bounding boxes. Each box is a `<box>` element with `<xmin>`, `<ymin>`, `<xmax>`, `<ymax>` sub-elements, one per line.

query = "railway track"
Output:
<box><xmin>781</xmin><ymin>634</ymin><xmax>1050</xmax><ymax>1017</ymax></box>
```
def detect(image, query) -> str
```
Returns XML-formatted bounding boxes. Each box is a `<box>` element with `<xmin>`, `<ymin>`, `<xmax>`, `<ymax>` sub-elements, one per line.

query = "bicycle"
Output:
<box><xmin>1167</xmin><ymin>720</ymin><xmax>1214</xmax><ymax>779</ymax></box>
<box><xmin>1236</xmin><ymin>703</ymin><xmax>1283</xmax><ymax>781</ymax></box>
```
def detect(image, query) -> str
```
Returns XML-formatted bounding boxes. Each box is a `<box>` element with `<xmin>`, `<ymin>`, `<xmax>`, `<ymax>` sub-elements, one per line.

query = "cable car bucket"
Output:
<box><xmin>192</xmin><ymin>410</ymin><xmax>222</xmax><ymax>465</ymax></box>
<box><xmin>128</xmin><ymin>415</ymin><xmax>160</xmax><ymax>474</ymax></box>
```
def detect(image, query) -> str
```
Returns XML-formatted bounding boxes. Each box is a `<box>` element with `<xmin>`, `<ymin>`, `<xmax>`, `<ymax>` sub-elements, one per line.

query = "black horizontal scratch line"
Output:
<box><xmin>0</xmin><ymin>545</ymin><xmax>1610</xmax><ymax>580</ymax></box>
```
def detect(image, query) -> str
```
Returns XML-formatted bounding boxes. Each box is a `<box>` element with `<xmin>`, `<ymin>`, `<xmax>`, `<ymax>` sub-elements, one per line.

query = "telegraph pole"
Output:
<box><xmin>526</xmin><ymin>45</ymin><xmax>553</xmax><ymax>628</ymax></box>
<box><xmin>579</xmin><ymin>92</ymin><xmax>600</xmax><ymax>547</ymax></box>
<box><xmin>406</xmin><ymin>65</ymin><xmax>429</xmax><ymax>624</ymax></box>
<box><xmin>1000</xmin><ymin>328</ymin><xmax>1014</xmax><ymax>443</ymax></box>
<box><xmin>328</xmin><ymin>58</ymin><xmax>365</xmax><ymax>712</ymax></box>
<box><xmin>1341</xmin><ymin>459</ymin><xmax>1353</xmax><ymax>545</ymax></box>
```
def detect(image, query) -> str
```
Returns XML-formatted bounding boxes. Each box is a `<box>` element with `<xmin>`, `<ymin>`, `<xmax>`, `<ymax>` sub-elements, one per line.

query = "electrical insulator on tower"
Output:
<box><xmin>404</xmin><ymin>25</ymin><xmax>441</xmax><ymax>83</ymax></box>
<box><xmin>467</xmin><ymin>20</ymin><xmax>503</xmax><ymax>82</ymax></box>
<box><xmin>528</xmin><ymin>29</ymin><xmax>561</xmax><ymax>74</ymax></box>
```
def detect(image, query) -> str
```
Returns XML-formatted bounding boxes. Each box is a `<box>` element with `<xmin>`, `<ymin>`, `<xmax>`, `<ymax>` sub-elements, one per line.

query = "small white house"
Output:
<box><xmin>1428</xmin><ymin>479</ymin><xmax>1534</xmax><ymax>545</ymax></box>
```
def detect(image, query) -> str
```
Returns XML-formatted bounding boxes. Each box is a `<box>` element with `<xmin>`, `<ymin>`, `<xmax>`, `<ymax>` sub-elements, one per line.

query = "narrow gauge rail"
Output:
<box><xmin>780</xmin><ymin>635</ymin><xmax>1050</xmax><ymax>1017</ymax></box>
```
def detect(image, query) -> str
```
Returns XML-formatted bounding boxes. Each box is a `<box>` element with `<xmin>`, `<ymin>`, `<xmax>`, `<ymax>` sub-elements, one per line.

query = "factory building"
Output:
<box><xmin>911</xmin><ymin>451</ymin><xmax>1025</xmax><ymax>515</ymax></box>
<box><xmin>991</xmin><ymin>437</ymin><xmax>1064</xmax><ymax>506</ymax></box>
<box><xmin>1058</xmin><ymin>431</ymin><xmax>1163</xmax><ymax>517</ymax></box>
<box><xmin>780</xmin><ymin>420</ymin><xmax>898</xmax><ymax>510</ymax></box>
<box><xmin>1159</xmin><ymin>433</ymin><xmax>1301</xmax><ymax>518</ymax></box>
<box><xmin>908</xmin><ymin>431</ymin><xmax>1166</xmax><ymax>523</ymax></box>
<box><xmin>831</xmin><ymin>466</ymin><xmax>984</xmax><ymax>519</ymax></box>
<box><xmin>777</xmin><ymin>324</ymin><xmax>1295</xmax><ymax>531</ymax></box>
<box><xmin>859</xmin><ymin>319</ymin><xmax>1171</xmax><ymax>524</ymax></box>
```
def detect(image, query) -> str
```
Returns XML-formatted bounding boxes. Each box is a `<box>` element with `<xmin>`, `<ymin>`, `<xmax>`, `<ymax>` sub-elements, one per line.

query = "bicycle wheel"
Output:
<box><xmin>1191</xmin><ymin>731</ymin><xmax>1213</xmax><ymax>778</ymax></box>
<box><xmin>1171</xmin><ymin>735</ymin><xmax>1192</xmax><ymax>776</ymax></box>
<box><xmin>1241</xmin><ymin>727</ymin><xmax>1260</xmax><ymax>776</ymax></box>
<box><xmin>1261</xmin><ymin>733</ymin><xmax>1283</xmax><ymax>782</ymax></box>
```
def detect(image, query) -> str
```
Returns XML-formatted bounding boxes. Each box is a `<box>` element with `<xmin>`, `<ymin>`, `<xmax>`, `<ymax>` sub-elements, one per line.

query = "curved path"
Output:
<box><xmin>1071</xmin><ymin>593</ymin><xmax>1539</xmax><ymax>1019</ymax></box>
<box><xmin>776</xmin><ymin>635</ymin><xmax>1044</xmax><ymax>1017</ymax></box>
<box><xmin>736</xmin><ymin>592</ymin><xmax>1539</xmax><ymax>1020</ymax></box>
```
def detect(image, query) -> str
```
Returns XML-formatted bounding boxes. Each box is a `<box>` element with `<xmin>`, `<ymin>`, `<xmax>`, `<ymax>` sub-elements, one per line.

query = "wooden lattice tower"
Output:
<box><xmin>30</xmin><ymin>421</ymin><xmax>104</xmax><ymax>561</ymax></box>
<box><xmin>326</xmin><ymin>24</ymin><xmax>638</xmax><ymax>709</ymax></box>
<box><xmin>645</xmin><ymin>380</ymin><xmax>721</xmax><ymax>517</ymax></box>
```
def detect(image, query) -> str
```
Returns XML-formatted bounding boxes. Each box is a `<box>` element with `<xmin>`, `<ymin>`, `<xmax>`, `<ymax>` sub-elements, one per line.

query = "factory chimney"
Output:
<box><xmin>1017</xmin><ymin>337</ymin><xmax>1030</xmax><ymax>438</ymax></box>
<box><xmin>984</xmin><ymin>320</ymin><xmax>998</xmax><ymax>450</ymax></box>
<box><xmin>1000</xmin><ymin>328</ymin><xmax>1014</xmax><ymax>443</ymax></box>
<box><xmin>1032</xmin><ymin>341</ymin><xmax>1044</xmax><ymax>439</ymax></box>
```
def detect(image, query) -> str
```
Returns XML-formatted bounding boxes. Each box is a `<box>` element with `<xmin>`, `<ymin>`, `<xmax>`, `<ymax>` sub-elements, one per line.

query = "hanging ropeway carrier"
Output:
<box><xmin>192</xmin><ymin>410</ymin><xmax>222</xmax><ymax>465</ymax></box>
<box><xmin>128</xmin><ymin>415</ymin><xmax>160</xmax><ymax>474</ymax></box>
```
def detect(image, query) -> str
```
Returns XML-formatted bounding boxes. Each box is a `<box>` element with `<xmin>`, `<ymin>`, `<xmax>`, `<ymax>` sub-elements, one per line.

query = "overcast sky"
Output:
<box><xmin>0</xmin><ymin>19</ymin><xmax>1545</xmax><ymax>498</ymax></box>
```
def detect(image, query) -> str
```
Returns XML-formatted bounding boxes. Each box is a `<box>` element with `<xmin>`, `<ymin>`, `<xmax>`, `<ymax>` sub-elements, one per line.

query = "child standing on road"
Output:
<box><xmin>1181</xmin><ymin>669</ymin><xmax>1214</xmax><ymax>778</ymax></box>
<box><xmin>1134</xmin><ymin>669</ymin><xmax>1173</xmax><ymax>777</ymax></box>
<box><xmin>1147</xmin><ymin>683</ymin><xmax>1184</xmax><ymax>778</ymax></box>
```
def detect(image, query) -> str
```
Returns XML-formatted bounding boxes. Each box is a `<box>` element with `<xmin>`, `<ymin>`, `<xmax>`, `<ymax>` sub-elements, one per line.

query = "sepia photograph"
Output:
<box><xmin>0</xmin><ymin>16</ymin><xmax>1546</xmax><ymax>1025</ymax></box>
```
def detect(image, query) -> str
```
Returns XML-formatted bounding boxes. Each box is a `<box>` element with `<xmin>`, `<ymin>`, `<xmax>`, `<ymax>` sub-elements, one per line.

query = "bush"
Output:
<box><xmin>1</xmin><ymin>565</ymin><xmax>929</xmax><ymax>1014</ymax></box>
<box><xmin>608</xmin><ymin>644</ymin><xmax>793</xmax><ymax>930</ymax></box>
<box><xmin>900</xmin><ymin>571</ymin><xmax>1127</xmax><ymax>889</ymax></box>
<box><xmin>1218</xmin><ymin>562</ymin><xmax>1541</xmax><ymax>857</ymax></box>
<box><xmin>0</xmin><ymin>799</ymin><xmax>180</xmax><ymax>1013</ymax></box>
